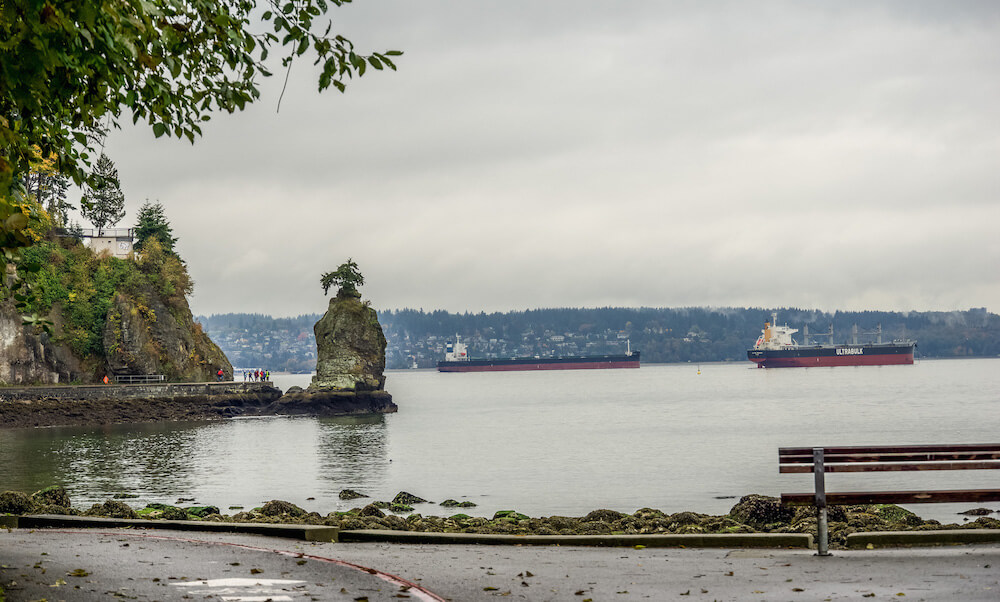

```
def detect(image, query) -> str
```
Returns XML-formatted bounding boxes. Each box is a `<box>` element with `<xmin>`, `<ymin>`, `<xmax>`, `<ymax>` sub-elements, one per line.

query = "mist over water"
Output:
<box><xmin>2</xmin><ymin>358</ymin><xmax>996</xmax><ymax>524</ymax></box>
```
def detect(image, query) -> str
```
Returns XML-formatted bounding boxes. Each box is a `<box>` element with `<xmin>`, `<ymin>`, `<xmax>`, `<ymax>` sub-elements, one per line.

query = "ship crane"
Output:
<box><xmin>802</xmin><ymin>324</ymin><xmax>835</xmax><ymax>346</ymax></box>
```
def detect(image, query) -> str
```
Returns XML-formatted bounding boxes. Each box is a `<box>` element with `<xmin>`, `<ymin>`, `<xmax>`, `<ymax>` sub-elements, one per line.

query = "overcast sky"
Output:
<box><xmin>82</xmin><ymin>1</ymin><xmax>999</xmax><ymax>318</ymax></box>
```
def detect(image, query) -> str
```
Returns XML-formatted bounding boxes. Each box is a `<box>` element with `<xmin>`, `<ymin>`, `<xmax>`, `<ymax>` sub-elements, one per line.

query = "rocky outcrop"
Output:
<box><xmin>103</xmin><ymin>290</ymin><xmax>231</xmax><ymax>382</ymax></box>
<box><xmin>274</xmin><ymin>288</ymin><xmax>396</xmax><ymax>415</ymax></box>
<box><xmin>272</xmin><ymin>387</ymin><xmax>397</xmax><ymax>416</ymax></box>
<box><xmin>0</xmin><ymin>305</ymin><xmax>86</xmax><ymax>384</ymax></box>
<box><xmin>311</xmin><ymin>290</ymin><xmax>386</xmax><ymax>391</ymax></box>
<box><xmin>0</xmin><ymin>235</ymin><xmax>231</xmax><ymax>385</ymax></box>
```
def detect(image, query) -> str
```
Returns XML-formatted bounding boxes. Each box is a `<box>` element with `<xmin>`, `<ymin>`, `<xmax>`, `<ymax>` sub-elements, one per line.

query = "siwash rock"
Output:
<box><xmin>310</xmin><ymin>289</ymin><xmax>387</xmax><ymax>391</ymax></box>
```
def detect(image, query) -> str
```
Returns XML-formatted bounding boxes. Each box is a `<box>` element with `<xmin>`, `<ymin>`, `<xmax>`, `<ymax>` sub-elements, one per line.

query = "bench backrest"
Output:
<box><xmin>779</xmin><ymin>444</ymin><xmax>1000</xmax><ymax>474</ymax></box>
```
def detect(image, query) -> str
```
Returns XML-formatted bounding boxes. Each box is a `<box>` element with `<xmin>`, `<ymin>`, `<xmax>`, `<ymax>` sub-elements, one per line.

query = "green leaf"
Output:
<box><xmin>152</xmin><ymin>123</ymin><xmax>166</xmax><ymax>138</ymax></box>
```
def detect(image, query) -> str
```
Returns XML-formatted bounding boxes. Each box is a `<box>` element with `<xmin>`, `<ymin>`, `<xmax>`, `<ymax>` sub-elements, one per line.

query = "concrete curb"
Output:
<box><xmin>5</xmin><ymin>515</ymin><xmax>811</xmax><ymax>548</ymax></box>
<box><xmin>339</xmin><ymin>529</ymin><xmax>815</xmax><ymax>548</ymax></box>
<box><xmin>7</xmin><ymin>514</ymin><xmax>338</xmax><ymax>542</ymax></box>
<box><xmin>847</xmin><ymin>529</ymin><xmax>1000</xmax><ymax>548</ymax></box>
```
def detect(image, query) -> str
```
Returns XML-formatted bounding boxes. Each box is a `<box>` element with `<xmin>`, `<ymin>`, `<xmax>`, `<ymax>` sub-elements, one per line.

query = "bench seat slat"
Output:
<box><xmin>779</xmin><ymin>451</ymin><xmax>1000</xmax><ymax>464</ymax></box>
<box><xmin>779</xmin><ymin>444</ymin><xmax>1000</xmax><ymax>456</ymax></box>
<box><xmin>781</xmin><ymin>489</ymin><xmax>1000</xmax><ymax>506</ymax></box>
<box><xmin>780</xmin><ymin>460</ymin><xmax>1000</xmax><ymax>473</ymax></box>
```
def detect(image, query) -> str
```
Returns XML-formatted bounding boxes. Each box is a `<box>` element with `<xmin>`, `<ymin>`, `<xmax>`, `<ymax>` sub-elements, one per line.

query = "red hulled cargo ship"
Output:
<box><xmin>747</xmin><ymin>313</ymin><xmax>915</xmax><ymax>368</ymax></box>
<box><xmin>437</xmin><ymin>336</ymin><xmax>640</xmax><ymax>372</ymax></box>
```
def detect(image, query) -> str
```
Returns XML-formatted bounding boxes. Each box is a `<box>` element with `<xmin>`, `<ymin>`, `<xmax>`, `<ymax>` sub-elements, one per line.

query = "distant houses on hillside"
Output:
<box><xmin>197</xmin><ymin>307</ymin><xmax>999</xmax><ymax>372</ymax></box>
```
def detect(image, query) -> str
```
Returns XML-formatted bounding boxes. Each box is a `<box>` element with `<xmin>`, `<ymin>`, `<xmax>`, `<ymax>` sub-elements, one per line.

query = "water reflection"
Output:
<box><xmin>0</xmin><ymin>415</ymin><xmax>391</xmax><ymax>512</ymax></box>
<box><xmin>315</xmin><ymin>414</ymin><xmax>389</xmax><ymax>497</ymax></box>
<box><xmin>0</xmin><ymin>421</ymin><xmax>206</xmax><ymax>506</ymax></box>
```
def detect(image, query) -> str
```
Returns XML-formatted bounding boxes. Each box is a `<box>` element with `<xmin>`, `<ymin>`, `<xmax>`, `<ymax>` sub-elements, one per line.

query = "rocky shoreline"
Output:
<box><xmin>3</xmin><ymin>487</ymin><xmax>997</xmax><ymax>550</ymax></box>
<box><xmin>0</xmin><ymin>384</ymin><xmax>396</xmax><ymax>429</ymax></box>
<box><xmin>0</xmin><ymin>390</ymin><xmax>281</xmax><ymax>429</ymax></box>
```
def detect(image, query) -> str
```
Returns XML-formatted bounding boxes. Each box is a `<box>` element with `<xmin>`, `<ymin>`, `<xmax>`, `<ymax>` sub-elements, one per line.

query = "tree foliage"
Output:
<box><xmin>321</xmin><ymin>258</ymin><xmax>364</xmax><ymax>296</ymax></box>
<box><xmin>0</xmin><ymin>0</ymin><xmax>401</xmax><ymax>195</ymax></box>
<box><xmin>134</xmin><ymin>200</ymin><xmax>177</xmax><ymax>255</ymax></box>
<box><xmin>80</xmin><ymin>154</ymin><xmax>126</xmax><ymax>236</ymax></box>
<box><xmin>24</xmin><ymin>151</ymin><xmax>70</xmax><ymax>227</ymax></box>
<box><xmin>20</xmin><ymin>236</ymin><xmax>194</xmax><ymax>358</ymax></box>
<box><xmin>0</xmin><ymin>0</ymin><xmax>401</xmax><ymax>311</ymax></box>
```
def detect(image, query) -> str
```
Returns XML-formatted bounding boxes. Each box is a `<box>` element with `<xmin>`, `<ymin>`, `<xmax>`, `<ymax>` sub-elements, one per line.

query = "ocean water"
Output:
<box><xmin>1</xmin><ymin>358</ymin><xmax>997</xmax><ymax>523</ymax></box>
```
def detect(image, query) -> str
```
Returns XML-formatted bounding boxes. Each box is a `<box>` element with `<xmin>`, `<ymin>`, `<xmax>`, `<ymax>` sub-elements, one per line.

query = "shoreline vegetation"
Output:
<box><xmin>3</xmin><ymin>487</ymin><xmax>997</xmax><ymax>550</ymax></box>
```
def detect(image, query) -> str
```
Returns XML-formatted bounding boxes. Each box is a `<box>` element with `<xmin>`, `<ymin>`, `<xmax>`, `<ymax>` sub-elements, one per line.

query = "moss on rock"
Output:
<box><xmin>0</xmin><ymin>491</ymin><xmax>35</xmax><ymax>514</ymax></box>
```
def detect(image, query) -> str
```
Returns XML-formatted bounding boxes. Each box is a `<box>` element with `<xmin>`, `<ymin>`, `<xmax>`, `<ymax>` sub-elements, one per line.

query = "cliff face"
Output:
<box><xmin>311</xmin><ymin>291</ymin><xmax>387</xmax><ymax>391</ymax></box>
<box><xmin>0</xmin><ymin>237</ymin><xmax>231</xmax><ymax>385</ymax></box>
<box><xmin>0</xmin><ymin>306</ymin><xmax>85</xmax><ymax>383</ymax></box>
<box><xmin>103</xmin><ymin>289</ymin><xmax>231</xmax><ymax>382</ymax></box>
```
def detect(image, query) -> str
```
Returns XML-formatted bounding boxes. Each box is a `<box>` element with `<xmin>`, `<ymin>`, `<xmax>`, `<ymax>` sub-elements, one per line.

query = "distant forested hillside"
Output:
<box><xmin>198</xmin><ymin>307</ymin><xmax>998</xmax><ymax>371</ymax></box>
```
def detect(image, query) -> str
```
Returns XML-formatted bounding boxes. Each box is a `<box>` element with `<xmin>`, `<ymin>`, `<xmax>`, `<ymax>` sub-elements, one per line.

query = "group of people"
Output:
<box><xmin>244</xmin><ymin>369</ymin><xmax>270</xmax><ymax>382</ymax></box>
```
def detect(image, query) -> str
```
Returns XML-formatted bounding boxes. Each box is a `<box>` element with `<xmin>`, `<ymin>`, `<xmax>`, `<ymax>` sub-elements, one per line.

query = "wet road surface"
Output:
<box><xmin>2</xmin><ymin>528</ymin><xmax>998</xmax><ymax>601</ymax></box>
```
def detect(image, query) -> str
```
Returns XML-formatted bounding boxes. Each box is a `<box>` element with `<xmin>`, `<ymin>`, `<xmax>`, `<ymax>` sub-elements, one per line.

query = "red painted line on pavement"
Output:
<box><xmin>47</xmin><ymin>530</ymin><xmax>447</xmax><ymax>602</ymax></box>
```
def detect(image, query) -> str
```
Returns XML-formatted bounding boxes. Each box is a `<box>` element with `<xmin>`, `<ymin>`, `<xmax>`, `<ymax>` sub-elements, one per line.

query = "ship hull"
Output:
<box><xmin>438</xmin><ymin>352</ymin><xmax>640</xmax><ymax>372</ymax></box>
<box><xmin>747</xmin><ymin>344</ymin><xmax>914</xmax><ymax>368</ymax></box>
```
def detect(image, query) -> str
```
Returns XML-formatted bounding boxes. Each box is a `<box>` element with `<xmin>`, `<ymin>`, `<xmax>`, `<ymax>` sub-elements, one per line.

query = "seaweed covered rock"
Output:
<box><xmin>339</xmin><ymin>489</ymin><xmax>368</xmax><ymax>500</ymax></box>
<box><xmin>139</xmin><ymin>503</ymin><xmax>188</xmax><ymax>520</ymax></box>
<box><xmin>32</xmin><ymin>485</ymin><xmax>71</xmax><ymax>508</ymax></box>
<box><xmin>393</xmin><ymin>492</ymin><xmax>428</xmax><ymax>505</ymax></box>
<box><xmin>0</xmin><ymin>490</ymin><xmax>35</xmax><ymax>514</ymax></box>
<box><xmin>440</xmin><ymin>499</ymin><xmax>477</xmax><ymax>508</ymax></box>
<box><xmin>359</xmin><ymin>504</ymin><xmax>386</xmax><ymax>518</ymax></box>
<box><xmin>728</xmin><ymin>494</ymin><xmax>795</xmax><ymax>530</ymax></box>
<box><xmin>260</xmin><ymin>500</ymin><xmax>306</xmax><ymax>517</ymax></box>
<box><xmin>85</xmin><ymin>500</ymin><xmax>138</xmax><ymax>519</ymax></box>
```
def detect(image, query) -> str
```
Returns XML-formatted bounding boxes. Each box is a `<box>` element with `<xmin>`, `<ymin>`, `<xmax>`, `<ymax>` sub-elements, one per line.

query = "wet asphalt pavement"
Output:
<box><xmin>2</xmin><ymin>528</ymin><xmax>998</xmax><ymax>601</ymax></box>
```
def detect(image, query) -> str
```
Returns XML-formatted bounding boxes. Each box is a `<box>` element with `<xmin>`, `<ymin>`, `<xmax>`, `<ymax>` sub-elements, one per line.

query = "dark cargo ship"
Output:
<box><xmin>437</xmin><ymin>336</ymin><xmax>640</xmax><ymax>372</ymax></box>
<box><xmin>747</xmin><ymin>313</ymin><xmax>915</xmax><ymax>368</ymax></box>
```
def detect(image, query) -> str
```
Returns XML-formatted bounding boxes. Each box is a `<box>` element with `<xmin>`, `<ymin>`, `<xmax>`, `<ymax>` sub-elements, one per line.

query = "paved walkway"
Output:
<box><xmin>2</xmin><ymin>528</ymin><xmax>998</xmax><ymax>601</ymax></box>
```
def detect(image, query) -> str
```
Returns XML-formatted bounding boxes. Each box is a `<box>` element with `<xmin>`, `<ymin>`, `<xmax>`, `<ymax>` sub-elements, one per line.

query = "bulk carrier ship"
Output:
<box><xmin>437</xmin><ymin>336</ymin><xmax>640</xmax><ymax>372</ymax></box>
<box><xmin>747</xmin><ymin>313</ymin><xmax>915</xmax><ymax>368</ymax></box>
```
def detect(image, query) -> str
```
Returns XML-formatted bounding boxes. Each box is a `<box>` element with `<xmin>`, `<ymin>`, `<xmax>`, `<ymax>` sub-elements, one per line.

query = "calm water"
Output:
<box><xmin>1</xmin><ymin>359</ymin><xmax>997</xmax><ymax>523</ymax></box>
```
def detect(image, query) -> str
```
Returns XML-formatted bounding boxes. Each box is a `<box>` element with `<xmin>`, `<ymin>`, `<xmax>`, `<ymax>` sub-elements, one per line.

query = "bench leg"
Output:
<box><xmin>814</xmin><ymin>447</ymin><xmax>831</xmax><ymax>556</ymax></box>
<box><xmin>816</xmin><ymin>505</ymin><xmax>829</xmax><ymax>556</ymax></box>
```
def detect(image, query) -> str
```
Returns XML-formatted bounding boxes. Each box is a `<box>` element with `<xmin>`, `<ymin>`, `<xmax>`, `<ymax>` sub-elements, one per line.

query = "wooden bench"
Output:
<box><xmin>779</xmin><ymin>444</ymin><xmax>1000</xmax><ymax>555</ymax></box>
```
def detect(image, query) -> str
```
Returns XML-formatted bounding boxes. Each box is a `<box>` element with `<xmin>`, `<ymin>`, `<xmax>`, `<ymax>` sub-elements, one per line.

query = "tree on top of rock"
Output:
<box><xmin>321</xmin><ymin>259</ymin><xmax>364</xmax><ymax>298</ymax></box>
<box><xmin>80</xmin><ymin>154</ymin><xmax>125</xmax><ymax>237</ymax></box>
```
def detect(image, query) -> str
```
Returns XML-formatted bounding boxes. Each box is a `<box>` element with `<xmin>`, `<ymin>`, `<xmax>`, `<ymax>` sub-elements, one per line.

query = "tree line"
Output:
<box><xmin>199</xmin><ymin>306</ymin><xmax>999</xmax><ymax>368</ymax></box>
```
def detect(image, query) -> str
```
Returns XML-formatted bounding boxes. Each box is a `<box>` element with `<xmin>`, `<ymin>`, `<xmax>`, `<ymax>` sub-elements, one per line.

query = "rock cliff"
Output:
<box><xmin>272</xmin><ymin>287</ymin><xmax>396</xmax><ymax>416</ymax></box>
<box><xmin>102</xmin><ymin>289</ymin><xmax>231</xmax><ymax>382</ymax></box>
<box><xmin>311</xmin><ymin>290</ymin><xmax>387</xmax><ymax>391</ymax></box>
<box><xmin>0</xmin><ymin>236</ymin><xmax>231</xmax><ymax>384</ymax></box>
<box><xmin>0</xmin><ymin>305</ymin><xmax>84</xmax><ymax>383</ymax></box>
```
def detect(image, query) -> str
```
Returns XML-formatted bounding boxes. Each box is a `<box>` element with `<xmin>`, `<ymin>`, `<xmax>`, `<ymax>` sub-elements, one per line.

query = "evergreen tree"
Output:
<box><xmin>321</xmin><ymin>258</ymin><xmax>365</xmax><ymax>297</ymax></box>
<box><xmin>134</xmin><ymin>200</ymin><xmax>177</xmax><ymax>254</ymax></box>
<box><xmin>24</xmin><ymin>161</ymin><xmax>70</xmax><ymax>227</ymax></box>
<box><xmin>80</xmin><ymin>154</ymin><xmax>126</xmax><ymax>236</ymax></box>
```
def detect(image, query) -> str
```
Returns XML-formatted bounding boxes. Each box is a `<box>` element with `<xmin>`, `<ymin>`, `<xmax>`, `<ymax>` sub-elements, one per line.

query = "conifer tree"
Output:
<box><xmin>80</xmin><ymin>154</ymin><xmax>126</xmax><ymax>237</ymax></box>
<box><xmin>134</xmin><ymin>200</ymin><xmax>177</xmax><ymax>255</ymax></box>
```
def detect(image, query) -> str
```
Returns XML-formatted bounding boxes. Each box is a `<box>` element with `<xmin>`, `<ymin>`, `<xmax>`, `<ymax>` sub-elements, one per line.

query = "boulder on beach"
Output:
<box><xmin>727</xmin><ymin>494</ymin><xmax>795</xmax><ymax>530</ymax></box>
<box><xmin>261</xmin><ymin>500</ymin><xmax>306</xmax><ymax>517</ymax></box>
<box><xmin>85</xmin><ymin>500</ymin><xmax>137</xmax><ymax>519</ymax></box>
<box><xmin>393</xmin><ymin>491</ymin><xmax>428</xmax><ymax>505</ymax></box>
<box><xmin>32</xmin><ymin>485</ymin><xmax>71</xmax><ymax>508</ymax></box>
<box><xmin>339</xmin><ymin>489</ymin><xmax>369</xmax><ymax>500</ymax></box>
<box><xmin>0</xmin><ymin>490</ymin><xmax>35</xmax><ymax>514</ymax></box>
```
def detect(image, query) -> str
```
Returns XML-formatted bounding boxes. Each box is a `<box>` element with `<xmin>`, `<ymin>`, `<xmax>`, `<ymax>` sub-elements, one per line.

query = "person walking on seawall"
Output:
<box><xmin>217</xmin><ymin>368</ymin><xmax>224</xmax><ymax>382</ymax></box>
<box><xmin>265</xmin><ymin>370</ymin><xmax>270</xmax><ymax>382</ymax></box>
<box><xmin>103</xmin><ymin>375</ymin><xmax>110</xmax><ymax>384</ymax></box>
